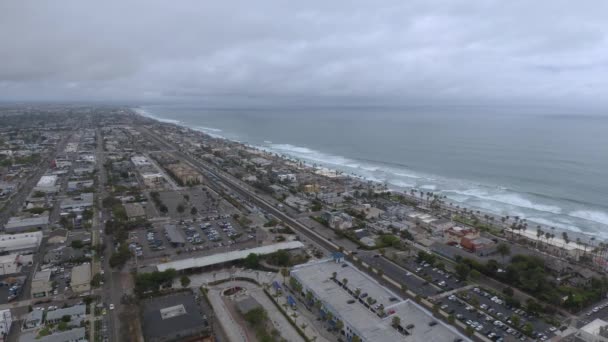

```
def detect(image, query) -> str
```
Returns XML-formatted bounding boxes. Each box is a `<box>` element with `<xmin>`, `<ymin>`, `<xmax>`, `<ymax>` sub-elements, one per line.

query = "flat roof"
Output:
<box><xmin>157</xmin><ymin>240</ymin><xmax>304</xmax><ymax>272</ymax></box>
<box><xmin>580</xmin><ymin>318</ymin><xmax>608</xmax><ymax>335</ymax></box>
<box><xmin>33</xmin><ymin>269</ymin><xmax>52</xmax><ymax>282</ymax></box>
<box><xmin>291</xmin><ymin>260</ymin><xmax>470</xmax><ymax>342</ymax></box>
<box><xmin>5</xmin><ymin>215</ymin><xmax>49</xmax><ymax>229</ymax></box>
<box><xmin>71</xmin><ymin>264</ymin><xmax>91</xmax><ymax>286</ymax></box>
<box><xmin>0</xmin><ymin>232</ymin><xmax>43</xmax><ymax>252</ymax></box>
<box><xmin>164</xmin><ymin>225</ymin><xmax>185</xmax><ymax>244</ymax></box>
<box><xmin>36</xmin><ymin>175</ymin><xmax>57</xmax><ymax>187</ymax></box>
<box><xmin>141</xmin><ymin>292</ymin><xmax>207</xmax><ymax>342</ymax></box>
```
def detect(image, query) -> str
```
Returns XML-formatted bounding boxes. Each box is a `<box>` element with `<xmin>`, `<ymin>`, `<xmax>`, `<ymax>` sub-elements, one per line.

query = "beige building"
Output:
<box><xmin>71</xmin><ymin>264</ymin><xmax>91</xmax><ymax>293</ymax></box>
<box><xmin>166</xmin><ymin>163</ymin><xmax>203</xmax><ymax>185</ymax></box>
<box><xmin>31</xmin><ymin>270</ymin><xmax>52</xmax><ymax>298</ymax></box>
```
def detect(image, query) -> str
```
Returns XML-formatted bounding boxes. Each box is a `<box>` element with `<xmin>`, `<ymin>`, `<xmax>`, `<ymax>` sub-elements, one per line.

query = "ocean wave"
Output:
<box><xmin>196</xmin><ymin>126</ymin><xmax>222</xmax><ymax>132</ymax></box>
<box><xmin>444</xmin><ymin>189</ymin><xmax>563</xmax><ymax>215</ymax></box>
<box><xmin>133</xmin><ymin>108</ymin><xmax>182</xmax><ymax>124</ymax></box>
<box><xmin>569</xmin><ymin>210</ymin><xmax>608</xmax><ymax>226</ymax></box>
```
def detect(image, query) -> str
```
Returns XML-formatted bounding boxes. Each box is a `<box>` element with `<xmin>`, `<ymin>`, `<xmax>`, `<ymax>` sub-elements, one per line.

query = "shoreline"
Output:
<box><xmin>132</xmin><ymin>108</ymin><xmax>608</xmax><ymax>245</ymax></box>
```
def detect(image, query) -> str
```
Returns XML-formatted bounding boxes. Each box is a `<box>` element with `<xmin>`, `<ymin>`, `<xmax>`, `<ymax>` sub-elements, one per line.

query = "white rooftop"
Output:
<box><xmin>156</xmin><ymin>241</ymin><xmax>304</xmax><ymax>272</ymax></box>
<box><xmin>36</xmin><ymin>175</ymin><xmax>58</xmax><ymax>188</ymax></box>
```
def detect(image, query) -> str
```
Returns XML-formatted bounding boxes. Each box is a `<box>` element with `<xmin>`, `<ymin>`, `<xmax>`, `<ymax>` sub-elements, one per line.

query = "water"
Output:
<box><xmin>137</xmin><ymin>104</ymin><xmax>608</xmax><ymax>239</ymax></box>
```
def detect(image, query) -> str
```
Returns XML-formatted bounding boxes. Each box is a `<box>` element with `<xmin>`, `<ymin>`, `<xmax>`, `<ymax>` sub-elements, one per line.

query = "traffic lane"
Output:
<box><xmin>356</xmin><ymin>252</ymin><xmax>438</xmax><ymax>297</ymax></box>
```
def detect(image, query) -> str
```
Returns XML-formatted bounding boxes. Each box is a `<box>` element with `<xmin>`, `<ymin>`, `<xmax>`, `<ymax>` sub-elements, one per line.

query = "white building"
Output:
<box><xmin>131</xmin><ymin>155</ymin><xmax>151</xmax><ymax>166</ymax></box>
<box><xmin>0</xmin><ymin>309</ymin><xmax>12</xmax><ymax>338</ymax></box>
<box><xmin>576</xmin><ymin>318</ymin><xmax>608</xmax><ymax>342</ymax></box>
<box><xmin>0</xmin><ymin>254</ymin><xmax>33</xmax><ymax>275</ymax></box>
<box><xmin>0</xmin><ymin>232</ymin><xmax>43</xmax><ymax>254</ymax></box>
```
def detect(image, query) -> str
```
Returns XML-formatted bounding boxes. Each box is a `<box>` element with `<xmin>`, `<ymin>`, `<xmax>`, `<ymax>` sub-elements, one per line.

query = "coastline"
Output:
<box><xmin>132</xmin><ymin>107</ymin><xmax>608</xmax><ymax>245</ymax></box>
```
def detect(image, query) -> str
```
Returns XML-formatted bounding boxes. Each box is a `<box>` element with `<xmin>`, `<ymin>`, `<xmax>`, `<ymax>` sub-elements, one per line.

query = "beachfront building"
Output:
<box><xmin>289</xmin><ymin>259</ymin><xmax>470</xmax><ymax>342</ymax></box>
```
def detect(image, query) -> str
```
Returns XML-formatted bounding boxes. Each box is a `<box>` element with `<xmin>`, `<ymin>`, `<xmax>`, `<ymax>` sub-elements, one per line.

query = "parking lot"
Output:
<box><xmin>434</xmin><ymin>286</ymin><xmax>560</xmax><ymax>341</ymax></box>
<box><xmin>129</xmin><ymin>215</ymin><xmax>265</xmax><ymax>265</ymax></box>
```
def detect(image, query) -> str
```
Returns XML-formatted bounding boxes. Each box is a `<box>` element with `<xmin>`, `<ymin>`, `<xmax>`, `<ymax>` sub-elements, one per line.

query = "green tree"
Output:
<box><xmin>180</xmin><ymin>275</ymin><xmax>191</xmax><ymax>287</ymax></box>
<box><xmin>243</xmin><ymin>253</ymin><xmax>260</xmax><ymax>269</ymax></box>
<box><xmin>190</xmin><ymin>206</ymin><xmax>198</xmax><ymax>216</ymax></box>
<box><xmin>497</xmin><ymin>243</ymin><xmax>511</xmax><ymax>263</ymax></box>
<box><xmin>391</xmin><ymin>315</ymin><xmax>401</xmax><ymax>327</ymax></box>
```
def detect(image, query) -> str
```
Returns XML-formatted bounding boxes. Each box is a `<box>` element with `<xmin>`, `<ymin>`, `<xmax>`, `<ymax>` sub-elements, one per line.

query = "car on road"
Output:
<box><xmin>109</xmin><ymin>304</ymin><xmax>114</xmax><ymax>310</ymax></box>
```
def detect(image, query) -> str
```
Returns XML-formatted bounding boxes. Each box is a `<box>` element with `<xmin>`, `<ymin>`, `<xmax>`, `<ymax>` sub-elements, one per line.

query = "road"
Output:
<box><xmin>138</xmin><ymin>126</ymin><xmax>491</xmax><ymax>342</ymax></box>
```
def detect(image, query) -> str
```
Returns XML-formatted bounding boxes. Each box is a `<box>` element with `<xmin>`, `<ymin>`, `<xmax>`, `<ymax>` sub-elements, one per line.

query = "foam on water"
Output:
<box><xmin>569</xmin><ymin>210</ymin><xmax>608</xmax><ymax>226</ymax></box>
<box><xmin>136</xmin><ymin>107</ymin><xmax>608</xmax><ymax>239</ymax></box>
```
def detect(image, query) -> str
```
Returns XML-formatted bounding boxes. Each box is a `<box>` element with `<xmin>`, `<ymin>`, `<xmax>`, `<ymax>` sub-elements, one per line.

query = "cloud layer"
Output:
<box><xmin>1</xmin><ymin>0</ymin><xmax>607</xmax><ymax>107</ymax></box>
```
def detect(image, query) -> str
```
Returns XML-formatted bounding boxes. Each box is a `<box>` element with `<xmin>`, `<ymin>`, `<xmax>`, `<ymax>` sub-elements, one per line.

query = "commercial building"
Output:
<box><xmin>45</xmin><ymin>304</ymin><xmax>86</xmax><ymax>325</ymax></box>
<box><xmin>70</xmin><ymin>264</ymin><xmax>91</xmax><ymax>293</ymax></box>
<box><xmin>141</xmin><ymin>292</ymin><xmax>210</xmax><ymax>342</ymax></box>
<box><xmin>0</xmin><ymin>232</ymin><xmax>43</xmax><ymax>254</ymax></box>
<box><xmin>131</xmin><ymin>155</ymin><xmax>151</xmax><ymax>166</ymax></box>
<box><xmin>124</xmin><ymin>203</ymin><xmax>146</xmax><ymax>221</ymax></box>
<box><xmin>19</xmin><ymin>327</ymin><xmax>86</xmax><ymax>342</ymax></box>
<box><xmin>576</xmin><ymin>318</ymin><xmax>608</xmax><ymax>342</ymax></box>
<box><xmin>60</xmin><ymin>193</ymin><xmax>94</xmax><ymax>213</ymax></box>
<box><xmin>3</xmin><ymin>215</ymin><xmax>49</xmax><ymax>233</ymax></box>
<box><xmin>460</xmin><ymin>236</ymin><xmax>496</xmax><ymax>256</ymax></box>
<box><xmin>165</xmin><ymin>163</ymin><xmax>203</xmax><ymax>185</ymax></box>
<box><xmin>34</xmin><ymin>175</ymin><xmax>59</xmax><ymax>193</ymax></box>
<box><xmin>0</xmin><ymin>254</ymin><xmax>33</xmax><ymax>275</ymax></box>
<box><xmin>290</xmin><ymin>259</ymin><xmax>470</xmax><ymax>342</ymax></box>
<box><xmin>445</xmin><ymin>226</ymin><xmax>479</xmax><ymax>245</ymax></box>
<box><xmin>31</xmin><ymin>269</ymin><xmax>53</xmax><ymax>298</ymax></box>
<box><xmin>23</xmin><ymin>310</ymin><xmax>43</xmax><ymax>329</ymax></box>
<box><xmin>141</xmin><ymin>172</ymin><xmax>165</xmax><ymax>188</ymax></box>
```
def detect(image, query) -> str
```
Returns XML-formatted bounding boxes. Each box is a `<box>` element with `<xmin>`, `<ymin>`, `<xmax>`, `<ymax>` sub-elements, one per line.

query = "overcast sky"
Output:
<box><xmin>1</xmin><ymin>1</ymin><xmax>607</xmax><ymax>108</ymax></box>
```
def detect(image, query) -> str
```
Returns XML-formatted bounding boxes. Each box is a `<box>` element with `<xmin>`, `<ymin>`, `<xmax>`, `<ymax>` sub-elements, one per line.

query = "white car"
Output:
<box><xmin>109</xmin><ymin>304</ymin><xmax>115</xmax><ymax>310</ymax></box>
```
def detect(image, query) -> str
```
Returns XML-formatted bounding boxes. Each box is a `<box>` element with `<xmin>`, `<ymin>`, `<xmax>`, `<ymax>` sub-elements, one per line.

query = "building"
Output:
<box><xmin>164</xmin><ymin>225</ymin><xmax>186</xmax><ymax>247</ymax></box>
<box><xmin>31</xmin><ymin>269</ymin><xmax>52</xmax><ymax>298</ymax></box>
<box><xmin>322</xmin><ymin>211</ymin><xmax>354</xmax><ymax>230</ymax></box>
<box><xmin>131</xmin><ymin>155</ymin><xmax>151</xmax><ymax>166</ymax></box>
<box><xmin>4</xmin><ymin>215</ymin><xmax>49</xmax><ymax>233</ymax></box>
<box><xmin>70</xmin><ymin>264</ymin><xmax>91</xmax><ymax>293</ymax></box>
<box><xmin>34</xmin><ymin>175</ymin><xmax>59</xmax><ymax>193</ymax></box>
<box><xmin>290</xmin><ymin>259</ymin><xmax>470</xmax><ymax>342</ymax></box>
<box><xmin>60</xmin><ymin>193</ymin><xmax>94</xmax><ymax>213</ymax></box>
<box><xmin>19</xmin><ymin>327</ymin><xmax>86</xmax><ymax>342</ymax></box>
<box><xmin>0</xmin><ymin>254</ymin><xmax>33</xmax><ymax>275</ymax></box>
<box><xmin>461</xmin><ymin>236</ymin><xmax>497</xmax><ymax>256</ymax></box>
<box><xmin>141</xmin><ymin>292</ymin><xmax>210</xmax><ymax>342</ymax></box>
<box><xmin>165</xmin><ymin>163</ymin><xmax>203</xmax><ymax>185</ymax></box>
<box><xmin>124</xmin><ymin>203</ymin><xmax>146</xmax><ymax>221</ymax></box>
<box><xmin>576</xmin><ymin>318</ymin><xmax>608</xmax><ymax>342</ymax></box>
<box><xmin>284</xmin><ymin>195</ymin><xmax>310</xmax><ymax>212</ymax></box>
<box><xmin>23</xmin><ymin>309</ymin><xmax>43</xmax><ymax>329</ymax></box>
<box><xmin>45</xmin><ymin>305</ymin><xmax>86</xmax><ymax>325</ymax></box>
<box><xmin>445</xmin><ymin>226</ymin><xmax>479</xmax><ymax>245</ymax></box>
<box><xmin>0</xmin><ymin>232</ymin><xmax>43</xmax><ymax>254</ymax></box>
<box><xmin>141</xmin><ymin>172</ymin><xmax>165</xmax><ymax>187</ymax></box>
<box><xmin>0</xmin><ymin>309</ymin><xmax>12</xmax><ymax>338</ymax></box>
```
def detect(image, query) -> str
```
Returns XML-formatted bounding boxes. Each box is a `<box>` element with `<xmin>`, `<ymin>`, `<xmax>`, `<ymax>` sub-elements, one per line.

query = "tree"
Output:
<box><xmin>497</xmin><ymin>243</ymin><xmax>511</xmax><ymax>263</ymax></box>
<box><xmin>280</xmin><ymin>268</ymin><xmax>290</xmax><ymax>283</ymax></box>
<box><xmin>391</xmin><ymin>315</ymin><xmax>401</xmax><ymax>327</ymax></box>
<box><xmin>455</xmin><ymin>262</ymin><xmax>471</xmax><ymax>281</ymax></box>
<box><xmin>190</xmin><ymin>207</ymin><xmax>198</xmax><ymax>216</ymax></box>
<box><xmin>180</xmin><ymin>275</ymin><xmax>191</xmax><ymax>287</ymax></box>
<box><xmin>176</xmin><ymin>204</ymin><xmax>185</xmax><ymax>216</ymax></box>
<box><xmin>511</xmin><ymin>314</ymin><xmax>520</xmax><ymax>327</ymax></box>
<box><xmin>159</xmin><ymin>204</ymin><xmax>168</xmax><ymax>214</ymax></box>
<box><xmin>243</xmin><ymin>253</ymin><xmax>260</xmax><ymax>269</ymax></box>
<box><xmin>71</xmin><ymin>240</ymin><xmax>84</xmax><ymax>249</ymax></box>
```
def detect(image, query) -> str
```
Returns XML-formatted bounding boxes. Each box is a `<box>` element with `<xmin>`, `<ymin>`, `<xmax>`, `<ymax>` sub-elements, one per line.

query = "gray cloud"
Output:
<box><xmin>1</xmin><ymin>0</ymin><xmax>607</xmax><ymax>107</ymax></box>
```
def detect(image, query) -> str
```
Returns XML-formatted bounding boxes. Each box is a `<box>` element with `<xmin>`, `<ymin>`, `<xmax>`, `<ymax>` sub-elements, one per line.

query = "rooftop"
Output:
<box><xmin>141</xmin><ymin>292</ymin><xmax>208</xmax><ymax>342</ymax></box>
<box><xmin>19</xmin><ymin>327</ymin><xmax>85</xmax><ymax>342</ymax></box>
<box><xmin>71</xmin><ymin>263</ymin><xmax>91</xmax><ymax>286</ymax></box>
<box><xmin>4</xmin><ymin>215</ymin><xmax>49</xmax><ymax>229</ymax></box>
<box><xmin>290</xmin><ymin>259</ymin><xmax>470</xmax><ymax>342</ymax></box>
<box><xmin>157</xmin><ymin>240</ymin><xmax>304</xmax><ymax>272</ymax></box>
<box><xmin>45</xmin><ymin>304</ymin><xmax>86</xmax><ymax>321</ymax></box>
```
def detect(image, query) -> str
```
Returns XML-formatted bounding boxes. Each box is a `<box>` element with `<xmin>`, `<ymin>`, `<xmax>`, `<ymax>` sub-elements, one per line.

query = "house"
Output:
<box><xmin>0</xmin><ymin>309</ymin><xmax>11</xmax><ymax>337</ymax></box>
<box><xmin>284</xmin><ymin>195</ymin><xmax>310</xmax><ymax>212</ymax></box>
<box><xmin>277</xmin><ymin>173</ymin><xmax>297</xmax><ymax>183</ymax></box>
<box><xmin>60</xmin><ymin>193</ymin><xmax>94</xmax><ymax>213</ymax></box>
<box><xmin>322</xmin><ymin>211</ymin><xmax>353</xmax><ymax>230</ymax></box>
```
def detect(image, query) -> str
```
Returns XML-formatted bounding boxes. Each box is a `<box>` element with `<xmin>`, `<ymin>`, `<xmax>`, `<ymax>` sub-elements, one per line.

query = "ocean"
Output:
<box><xmin>137</xmin><ymin>104</ymin><xmax>608</xmax><ymax>239</ymax></box>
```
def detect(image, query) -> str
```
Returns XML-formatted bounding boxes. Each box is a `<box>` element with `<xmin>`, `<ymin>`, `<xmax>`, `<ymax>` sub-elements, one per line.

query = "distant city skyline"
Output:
<box><xmin>1</xmin><ymin>1</ymin><xmax>608</xmax><ymax>109</ymax></box>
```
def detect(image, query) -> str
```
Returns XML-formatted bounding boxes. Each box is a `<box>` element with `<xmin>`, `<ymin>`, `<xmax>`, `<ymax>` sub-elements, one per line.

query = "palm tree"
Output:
<box><xmin>536</xmin><ymin>228</ymin><xmax>543</xmax><ymax>248</ymax></box>
<box><xmin>331</xmin><ymin>272</ymin><xmax>337</xmax><ymax>280</ymax></box>
<box><xmin>280</xmin><ymin>268</ymin><xmax>289</xmax><ymax>284</ymax></box>
<box><xmin>392</xmin><ymin>315</ymin><xmax>401</xmax><ymax>328</ymax></box>
<box><xmin>497</xmin><ymin>243</ymin><xmax>511</xmax><ymax>263</ymax></box>
<box><xmin>342</xmin><ymin>278</ymin><xmax>348</xmax><ymax>288</ymax></box>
